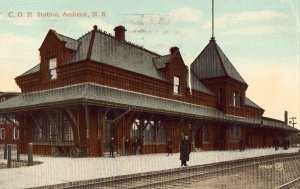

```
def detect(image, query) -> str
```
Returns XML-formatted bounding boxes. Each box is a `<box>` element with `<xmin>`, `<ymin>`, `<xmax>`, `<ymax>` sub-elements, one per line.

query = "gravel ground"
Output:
<box><xmin>169</xmin><ymin>157</ymin><xmax>300</xmax><ymax>189</ymax></box>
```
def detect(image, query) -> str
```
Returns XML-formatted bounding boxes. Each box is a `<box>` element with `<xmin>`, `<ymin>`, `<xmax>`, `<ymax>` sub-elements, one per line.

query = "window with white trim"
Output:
<box><xmin>144</xmin><ymin>120</ymin><xmax>155</xmax><ymax>144</ymax></box>
<box><xmin>13</xmin><ymin>127</ymin><xmax>19</xmax><ymax>140</ymax></box>
<box><xmin>173</xmin><ymin>76</ymin><xmax>180</xmax><ymax>94</ymax></box>
<box><xmin>33</xmin><ymin>126</ymin><xmax>42</xmax><ymax>142</ymax></box>
<box><xmin>0</xmin><ymin>128</ymin><xmax>5</xmax><ymax>139</ymax></box>
<box><xmin>0</xmin><ymin>118</ymin><xmax>4</xmax><ymax>124</ymax></box>
<box><xmin>130</xmin><ymin>119</ymin><xmax>140</xmax><ymax>139</ymax></box>
<box><xmin>157</xmin><ymin>121</ymin><xmax>166</xmax><ymax>144</ymax></box>
<box><xmin>231</xmin><ymin>92</ymin><xmax>240</xmax><ymax>107</ymax></box>
<box><xmin>49</xmin><ymin>58</ymin><xmax>57</xmax><ymax>80</ymax></box>
<box><xmin>63</xmin><ymin>116</ymin><xmax>73</xmax><ymax>141</ymax></box>
<box><xmin>47</xmin><ymin>121</ymin><xmax>57</xmax><ymax>141</ymax></box>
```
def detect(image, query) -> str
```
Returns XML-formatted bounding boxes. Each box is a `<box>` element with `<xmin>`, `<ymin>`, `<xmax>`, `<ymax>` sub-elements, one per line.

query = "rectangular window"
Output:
<box><xmin>0</xmin><ymin>128</ymin><xmax>5</xmax><ymax>139</ymax></box>
<box><xmin>49</xmin><ymin>58</ymin><xmax>57</xmax><ymax>80</ymax></box>
<box><xmin>173</xmin><ymin>76</ymin><xmax>180</xmax><ymax>94</ymax></box>
<box><xmin>0</xmin><ymin>118</ymin><xmax>4</xmax><ymax>124</ymax></box>
<box><xmin>232</xmin><ymin>92</ymin><xmax>240</xmax><ymax>107</ymax></box>
<box><xmin>13</xmin><ymin>127</ymin><xmax>19</xmax><ymax>140</ymax></box>
<box><xmin>203</xmin><ymin>127</ymin><xmax>209</xmax><ymax>143</ymax></box>
<box><xmin>230</xmin><ymin>126</ymin><xmax>241</xmax><ymax>140</ymax></box>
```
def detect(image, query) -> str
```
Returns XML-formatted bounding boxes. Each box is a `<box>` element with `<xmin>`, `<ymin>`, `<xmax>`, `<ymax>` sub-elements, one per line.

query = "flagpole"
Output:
<box><xmin>212</xmin><ymin>0</ymin><xmax>214</xmax><ymax>38</ymax></box>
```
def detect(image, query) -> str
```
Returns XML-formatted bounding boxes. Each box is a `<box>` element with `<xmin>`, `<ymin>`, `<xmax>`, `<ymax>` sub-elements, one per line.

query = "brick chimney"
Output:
<box><xmin>170</xmin><ymin>47</ymin><xmax>179</xmax><ymax>54</ymax></box>
<box><xmin>114</xmin><ymin>25</ymin><xmax>126</xmax><ymax>42</ymax></box>
<box><xmin>284</xmin><ymin>111</ymin><xmax>288</xmax><ymax>124</ymax></box>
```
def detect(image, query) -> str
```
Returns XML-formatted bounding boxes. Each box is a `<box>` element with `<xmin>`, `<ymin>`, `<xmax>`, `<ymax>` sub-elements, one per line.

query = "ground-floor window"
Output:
<box><xmin>63</xmin><ymin>117</ymin><xmax>73</xmax><ymax>141</ymax></box>
<box><xmin>144</xmin><ymin>120</ymin><xmax>155</xmax><ymax>144</ymax></box>
<box><xmin>33</xmin><ymin>126</ymin><xmax>42</xmax><ymax>142</ymax></box>
<box><xmin>0</xmin><ymin>128</ymin><xmax>5</xmax><ymax>139</ymax></box>
<box><xmin>157</xmin><ymin>122</ymin><xmax>166</xmax><ymax>144</ymax></box>
<box><xmin>130</xmin><ymin>119</ymin><xmax>140</xmax><ymax>139</ymax></box>
<box><xmin>230</xmin><ymin>126</ymin><xmax>241</xmax><ymax>140</ymax></box>
<box><xmin>47</xmin><ymin>121</ymin><xmax>57</xmax><ymax>142</ymax></box>
<box><xmin>203</xmin><ymin>127</ymin><xmax>209</xmax><ymax>143</ymax></box>
<box><xmin>130</xmin><ymin>119</ymin><xmax>166</xmax><ymax>145</ymax></box>
<box><xmin>12</xmin><ymin>127</ymin><xmax>19</xmax><ymax>140</ymax></box>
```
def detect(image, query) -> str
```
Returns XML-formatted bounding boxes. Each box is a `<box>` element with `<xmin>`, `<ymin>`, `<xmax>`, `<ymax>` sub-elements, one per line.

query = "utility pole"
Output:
<box><xmin>289</xmin><ymin>117</ymin><xmax>297</xmax><ymax>127</ymax></box>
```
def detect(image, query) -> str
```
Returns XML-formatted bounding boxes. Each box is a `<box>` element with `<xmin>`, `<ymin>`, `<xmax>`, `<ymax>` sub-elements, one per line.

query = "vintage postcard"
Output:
<box><xmin>0</xmin><ymin>0</ymin><xmax>299</xmax><ymax>188</ymax></box>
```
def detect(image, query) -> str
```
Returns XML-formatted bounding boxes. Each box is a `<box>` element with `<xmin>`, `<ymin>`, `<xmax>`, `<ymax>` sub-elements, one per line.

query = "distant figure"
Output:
<box><xmin>124</xmin><ymin>138</ymin><xmax>130</xmax><ymax>156</ymax></box>
<box><xmin>283</xmin><ymin>139</ymin><xmax>290</xmax><ymax>150</ymax></box>
<box><xmin>132</xmin><ymin>138</ymin><xmax>138</xmax><ymax>155</ymax></box>
<box><xmin>180</xmin><ymin>135</ymin><xmax>191</xmax><ymax>167</ymax></box>
<box><xmin>167</xmin><ymin>138</ymin><xmax>173</xmax><ymax>156</ymax></box>
<box><xmin>273</xmin><ymin>139</ymin><xmax>279</xmax><ymax>151</ymax></box>
<box><xmin>137</xmin><ymin>137</ymin><xmax>142</xmax><ymax>155</ymax></box>
<box><xmin>239</xmin><ymin>139</ymin><xmax>245</xmax><ymax>152</ymax></box>
<box><xmin>109</xmin><ymin>137</ymin><xmax>115</xmax><ymax>158</ymax></box>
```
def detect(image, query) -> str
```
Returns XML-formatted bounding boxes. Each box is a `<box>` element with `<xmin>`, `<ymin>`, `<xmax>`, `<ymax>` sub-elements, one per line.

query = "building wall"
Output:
<box><xmin>0</xmin><ymin>93</ymin><xmax>20</xmax><ymax>145</ymax></box>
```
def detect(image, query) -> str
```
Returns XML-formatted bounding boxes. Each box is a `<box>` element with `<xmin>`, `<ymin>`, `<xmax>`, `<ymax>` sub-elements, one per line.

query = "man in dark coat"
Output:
<box><xmin>124</xmin><ymin>138</ymin><xmax>130</xmax><ymax>156</ymax></box>
<box><xmin>239</xmin><ymin>139</ymin><xmax>245</xmax><ymax>152</ymax></box>
<box><xmin>109</xmin><ymin>137</ymin><xmax>115</xmax><ymax>158</ymax></box>
<box><xmin>180</xmin><ymin>135</ymin><xmax>190</xmax><ymax>166</ymax></box>
<box><xmin>132</xmin><ymin>138</ymin><xmax>138</xmax><ymax>155</ymax></box>
<box><xmin>167</xmin><ymin>138</ymin><xmax>173</xmax><ymax>156</ymax></box>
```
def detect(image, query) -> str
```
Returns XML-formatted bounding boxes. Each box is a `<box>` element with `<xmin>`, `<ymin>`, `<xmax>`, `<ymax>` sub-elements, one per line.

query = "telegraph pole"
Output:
<box><xmin>289</xmin><ymin>117</ymin><xmax>297</xmax><ymax>127</ymax></box>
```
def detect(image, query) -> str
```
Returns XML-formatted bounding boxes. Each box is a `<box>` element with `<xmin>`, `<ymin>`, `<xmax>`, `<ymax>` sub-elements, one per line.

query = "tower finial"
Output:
<box><xmin>212</xmin><ymin>0</ymin><xmax>214</xmax><ymax>39</ymax></box>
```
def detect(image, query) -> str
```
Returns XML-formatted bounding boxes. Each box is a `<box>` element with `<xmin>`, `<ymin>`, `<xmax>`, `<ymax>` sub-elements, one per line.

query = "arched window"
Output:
<box><xmin>144</xmin><ymin>120</ymin><xmax>155</xmax><ymax>144</ymax></box>
<box><xmin>63</xmin><ymin>116</ymin><xmax>73</xmax><ymax>142</ymax></box>
<box><xmin>157</xmin><ymin>123</ymin><xmax>166</xmax><ymax>144</ymax></box>
<box><xmin>33</xmin><ymin>126</ymin><xmax>42</xmax><ymax>142</ymax></box>
<box><xmin>47</xmin><ymin>120</ymin><xmax>57</xmax><ymax>142</ymax></box>
<box><xmin>130</xmin><ymin>119</ymin><xmax>140</xmax><ymax>139</ymax></box>
<box><xmin>203</xmin><ymin>127</ymin><xmax>209</xmax><ymax>143</ymax></box>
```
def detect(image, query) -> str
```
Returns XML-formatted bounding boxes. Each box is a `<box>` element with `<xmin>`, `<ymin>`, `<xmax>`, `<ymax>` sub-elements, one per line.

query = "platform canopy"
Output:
<box><xmin>0</xmin><ymin>83</ymin><xmax>297</xmax><ymax>132</ymax></box>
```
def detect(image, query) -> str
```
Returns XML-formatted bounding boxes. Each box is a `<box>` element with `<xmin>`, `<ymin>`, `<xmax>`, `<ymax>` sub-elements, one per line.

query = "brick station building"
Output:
<box><xmin>0</xmin><ymin>92</ymin><xmax>20</xmax><ymax>145</ymax></box>
<box><xmin>0</xmin><ymin>25</ymin><xmax>297</xmax><ymax>157</ymax></box>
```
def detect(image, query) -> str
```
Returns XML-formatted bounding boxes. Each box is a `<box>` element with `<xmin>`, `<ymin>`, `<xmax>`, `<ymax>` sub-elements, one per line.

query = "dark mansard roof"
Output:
<box><xmin>0</xmin><ymin>83</ymin><xmax>296</xmax><ymax>132</ymax></box>
<box><xmin>18</xmin><ymin>28</ymin><xmax>215</xmax><ymax>95</ymax></box>
<box><xmin>18</xmin><ymin>27</ymin><xmax>263</xmax><ymax>107</ymax></box>
<box><xmin>57</xmin><ymin>33</ymin><xmax>80</xmax><ymax>51</ymax></box>
<box><xmin>191</xmin><ymin>38</ymin><xmax>246</xmax><ymax>85</ymax></box>
<box><xmin>244</xmin><ymin>97</ymin><xmax>263</xmax><ymax>110</ymax></box>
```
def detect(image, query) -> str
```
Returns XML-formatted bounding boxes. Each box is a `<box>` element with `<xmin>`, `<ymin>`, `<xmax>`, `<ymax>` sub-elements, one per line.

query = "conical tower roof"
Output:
<box><xmin>191</xmin><ymin>38</ymin><xmax>247</xmax><ymax>85</ymax></box>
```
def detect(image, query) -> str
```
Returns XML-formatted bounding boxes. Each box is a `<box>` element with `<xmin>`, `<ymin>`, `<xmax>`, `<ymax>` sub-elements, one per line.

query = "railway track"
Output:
<box><xmin>29</xmin><ymin>152</ymin><xmax>300</xmax><ymax>189</ymax></box>
<box><xmin>274</xmin><ymin>177</ymin><xmax>300</xmax><ymax>189</ymax></box>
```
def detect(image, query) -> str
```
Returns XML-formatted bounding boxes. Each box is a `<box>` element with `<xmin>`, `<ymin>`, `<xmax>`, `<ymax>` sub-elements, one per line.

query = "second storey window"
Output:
<box><xmin>231</xmin><ymin>92</ymin><xmax>240</xmax><ymax>107</ymax></box>
<box><xmin>49</xmin><ymin>58</ymin><xmax>57</xmax><ymax>80</ymax></box>
<box><xmin>173</xmin><ymin>76</ymin><xmax>180</xmax><ymax>94</ymax></box>
<box><xmin>13</xmin><ymin>127</ymin><xmax>19</xmax><ymax>140</ymax></box>
<box><xmin>0</xmin><ymin>118</ymin><xmax>4</xmax><ymax>124</ymax></box>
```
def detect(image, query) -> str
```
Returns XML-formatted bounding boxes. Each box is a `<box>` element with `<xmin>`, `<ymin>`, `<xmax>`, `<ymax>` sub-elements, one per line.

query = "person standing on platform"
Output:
<box><xmin>180</xmin><ymin>135</ymin><xmax>190</xmax><ymax>167</ymax></box>
<box><xmin>124</xmin><ymin>138</ymin><xmax>130</xmax><ymax>156</ymax></box>
<box><xmin>167</xmin><ymin>138</ymin><xmax>173</xmax><ymax>156</ymax></box>
<box><xmin>132</xmin><ymin>138</ymin><xmax>138</xmax><ymax>155</ymax></box>
<box><xmin>109</xmin><ymin>137</ymin><xmax>115</xmax><ymax>158</ymax></box>
<box><xmin>239</xmin><ymin>139</ymin><xmax>245</xmax><ymax>152</ymax></box>
<box><xmin>137</xmin><ymin>137</ymin><xmax>142</xmax><ymax>155</ymax></box>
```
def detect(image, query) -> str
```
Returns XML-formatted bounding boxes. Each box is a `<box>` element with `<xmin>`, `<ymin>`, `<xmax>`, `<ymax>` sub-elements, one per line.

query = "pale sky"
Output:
<box><xmin>0</xmin><ymin>0</ymin><xmax>299</xmax><ymax>129</ymax></box>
